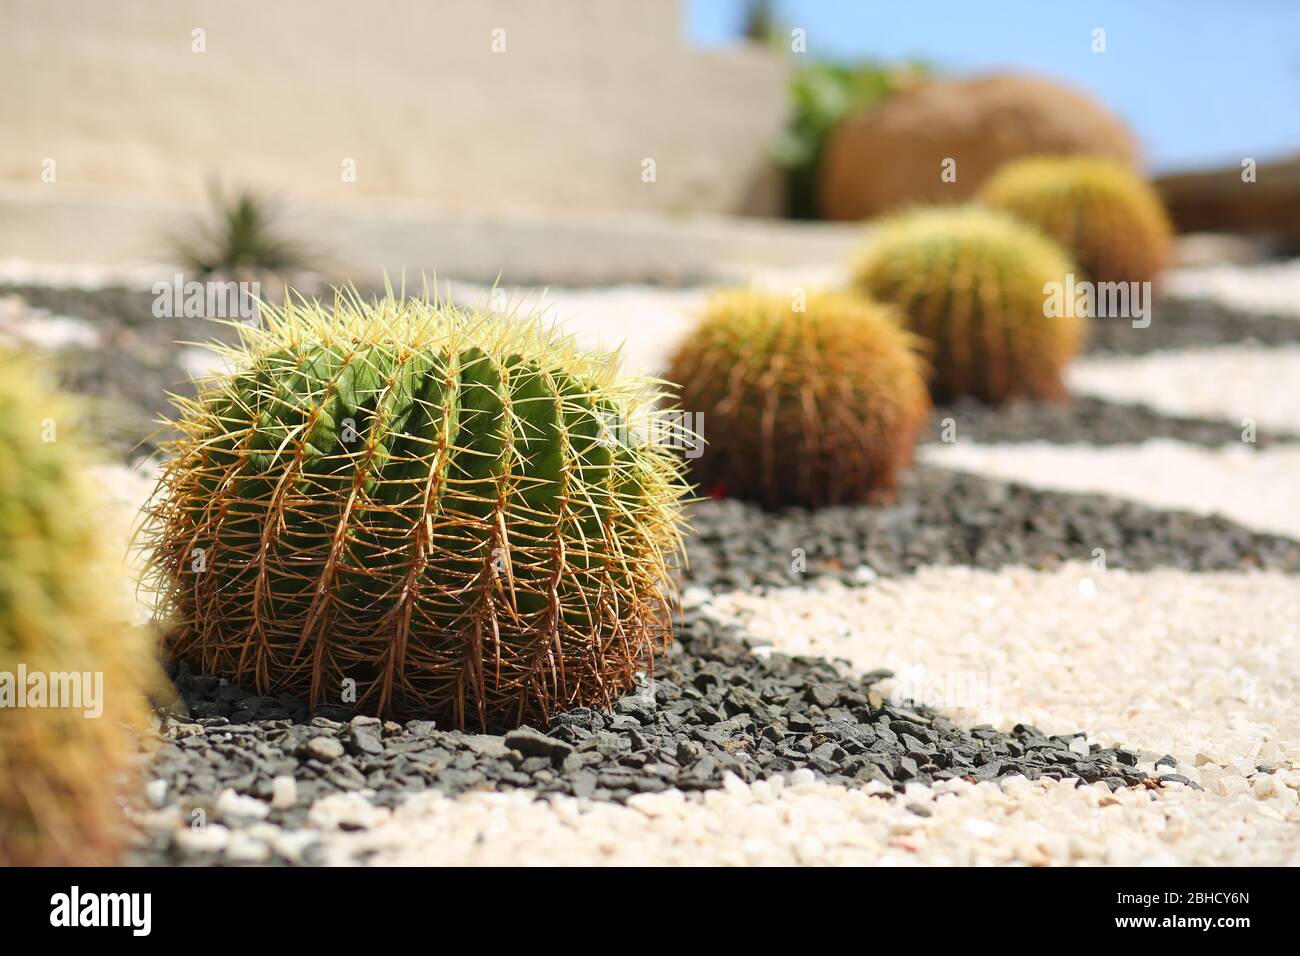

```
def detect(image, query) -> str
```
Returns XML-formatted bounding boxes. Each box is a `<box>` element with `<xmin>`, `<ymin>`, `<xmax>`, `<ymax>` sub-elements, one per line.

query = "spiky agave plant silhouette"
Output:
<box><xmin>169</xmin><ymin>183</ymin><xmax>315</xmax><ymax>280</ymax></box>
<box><xmin>141</xmin><ymin>290</ymin><xmax>691</xmax><ymax>731</ymax></box>
<box><xmin>0</xmin><ymin>352</ymin><xmax>155</xmax><ymax>866</ymax></box>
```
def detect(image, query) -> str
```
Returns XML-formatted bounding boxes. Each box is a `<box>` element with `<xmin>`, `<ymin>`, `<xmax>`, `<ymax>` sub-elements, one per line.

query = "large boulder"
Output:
<box><xmin>819</xmin><ymin>72</ymin><xmax>1139</xmax><ymax>220</ymax></box>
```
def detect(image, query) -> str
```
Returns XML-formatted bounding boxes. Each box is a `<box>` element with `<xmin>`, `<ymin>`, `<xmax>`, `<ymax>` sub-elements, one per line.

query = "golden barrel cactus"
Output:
<box><xmin>0</xmin><ymin>353</ymin><xmax>154</xmax><ymax>866</ymax></box>
<box><xmin>666</xmin><ymin>290</ymin><xmax>930</xmax><ymax>509</ymax></box>
<box><xmin>979</xmin><ymin>155</ymin><xmax>1174</xmax><ymax>284</ymax></box>
<box><xmin>820</xmin><ymin>72</ymin><xmax>1138</xmax><ymax>220</ymax></box>
<box><xmin>852</xmin><ymin>206</ymin><xmax>1087</xmax><ymax>403</ymax></box>
<box><xmin>142</xmin><ymin>292</ymin><xmax>690</xmax><ymax>731</ymax></box>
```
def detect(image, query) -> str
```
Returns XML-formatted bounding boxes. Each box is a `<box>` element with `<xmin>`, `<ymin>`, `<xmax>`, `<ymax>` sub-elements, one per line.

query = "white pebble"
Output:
<box><xmin>215</xmin><ymin>789</ymin><xmax>270</xmax><ymax>823</ymax></box>
<box><xmin>270</xmin><ymin>775</ymin><xmax>297</xmax><ymax>809</ymax></box>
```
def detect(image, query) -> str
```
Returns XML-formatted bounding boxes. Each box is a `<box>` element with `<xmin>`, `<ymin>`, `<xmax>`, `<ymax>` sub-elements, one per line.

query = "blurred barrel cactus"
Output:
<box><xmin>142</xmin><ymin>293</ymin><xmax>690</xmax><ymax>731</ymax></box>
<box><xmin>819</xmin><ymin>72</ymin><xmax>1138</xmax><ymax>220</ymax></box>
<box><xmin>979</xmin><ymin>155</ymin><xmax>1173</xmax><ymax>284</ymax></box>
<box><xmin>853</xmin><ymin>207</ymin><xmax>1087</xmax><ymax>403</ymax></box>
<box><xmin>667</xmin><ymin>290</ymin><xmax>929</xmax><ymax>508</ymax></box>
<box><xmin>0</xmin><ymin>353</ymin><xmax>153</xmax><ymax>865</ymax></box>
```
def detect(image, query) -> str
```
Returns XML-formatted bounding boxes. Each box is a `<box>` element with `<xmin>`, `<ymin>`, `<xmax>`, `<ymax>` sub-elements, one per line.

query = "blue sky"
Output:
<box><xmin>687</xmin><ymin>0</ymin><xmax>1300</xmax><ymax>173</ymax></box>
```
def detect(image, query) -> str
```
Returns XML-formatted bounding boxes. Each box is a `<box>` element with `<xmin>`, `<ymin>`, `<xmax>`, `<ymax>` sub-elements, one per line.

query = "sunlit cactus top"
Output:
<box><xmin>142</xmin><ymin>290</ymin><xmax>691</xmax><ymax>730</ymax></box>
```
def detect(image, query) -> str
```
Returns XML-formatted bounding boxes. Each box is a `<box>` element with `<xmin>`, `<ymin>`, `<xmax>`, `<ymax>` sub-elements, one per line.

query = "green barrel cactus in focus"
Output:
<box><xmin>0</xmin><ymin>352</ymin><xmax>154</xmax><ymax>866</ymax></box>
<box><xmin>142</xmin><ymin>292</ymin><xmax>690</xmax><ymax>731</ymax></box>
<box><xmin>852</xmin><ymin>206</ymin><xmax>1087</xmax><ymax>403</ymax></box>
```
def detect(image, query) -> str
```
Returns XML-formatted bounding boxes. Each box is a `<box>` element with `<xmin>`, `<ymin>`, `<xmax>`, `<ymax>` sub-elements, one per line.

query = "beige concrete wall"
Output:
<box><xmin>0</xmin><ymin>0</ymin><xmax>787</xmax><ymax>216</ymax></box>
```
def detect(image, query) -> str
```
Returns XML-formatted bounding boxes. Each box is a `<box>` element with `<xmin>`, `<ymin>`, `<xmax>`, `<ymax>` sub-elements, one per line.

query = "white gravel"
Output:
<box><xmin>92</xmin><ymin>461</ymin><xmax>161</xmax><ymax>626</ymax></box>
<box><xmin>445</xmin><ymin>281</ymin><xmax>706</xmax><ymax>378</ymax></box>
<box><xmin>1165</xmin><ymin>257</ymin><xmax>1300</xmax><ymax>318</ymax></box>
<box><xmin>1069</xmin><ymin>345</ymin><xmax>1300</xmax><ymax>433</ymax></box>
<box><xmin>0</xmin><ymin>257</ymin><xmax>167</xmax><ymax>291</ymax></box>
<box><xmin>700</xmin><ymin>564</ymin><xmax>1300</xmax><ymax>773</ymax></box>
<box><xmin>921</xmin><ymin>439</ymin><xmax>1300</xmax><ymax>540</ymax></box>
<box><xmin>288</xmin><ymin>768</ymin><xmax>1299</xmax><ymax>866</ymax></box>
<box><xmin>0</xmin><ymin>292</ymin><xmax>100</xmax><ymax>349</ymax></box>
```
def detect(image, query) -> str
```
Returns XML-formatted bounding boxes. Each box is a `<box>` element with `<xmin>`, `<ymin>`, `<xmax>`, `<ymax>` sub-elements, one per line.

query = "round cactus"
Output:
<box><xmin>0</xmin><ymin>353</ymin><xmax>154</xmax><ymax>866</ymax></box>
<box><xmin>979</xmin><ymin>155</ymin><xmax>1173</xmax><ymax>284</ymax></box>
<box><xmin>666</xmin><ymin>290</ymin><xmax>930</xmax><ymax>509</ymax></box>
<box><xmin>142</xmin><ymin>293</ymin><xmax>690</xmax><ymax>731</ymax></box>
<box><xmin>820</xmin><ymin>72</ymin><xmax>1138</xmax><ymax>220</ymax></box>
<box><xmin>852</xmin><ymin>206</ymin><xmax>1087</xmax><ymax>403</ymax></box>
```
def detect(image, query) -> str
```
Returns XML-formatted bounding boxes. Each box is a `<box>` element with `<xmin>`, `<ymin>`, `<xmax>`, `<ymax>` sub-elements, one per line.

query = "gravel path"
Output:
<box><xmin>925</xmin><ymin>395</ymin><xmax>1294</xmax><ymax>448</ymax></box>
<box><xmin>291</xmin><ymin>771</ymin><xmax>1299</xmax><ymax>866</ymax></box>
<box><xmin>921</xmin><ymin>439</ymin><xmax>1300</xmax><ymax>540</ymax></box>
<box><xmin>128</xmin><ymin>559</ymin><xmax>1300</xmax><ymax>866</ymax></box>
<box><xmin>1069</xmin><ymin>345</ymin><xmax>1300</xmax><ymax>433</ymax></box>
<box><xmin>682</xmin><ymin>463</ymin><xmax>1300</xmax><ymax>593</ymax></box>
<box><xmin>1164</xmin><ymin>259</ymin><xmax>1300</xmax><ymax>319</ymax></box>
<box><xmin>1084</xmin><ymin>295</ymin><xmax>1300</xmax><ymax>355</ymax></box>
<box><xmin>7</xmin><ymin>266</ymin><xmax>1300</xmax><ymax>867</ymax></box>
<box><xmin>702</xmin><ymin>564</ymin><xmax>1300</xmax><ymax>770</ymax></box>
<box><xmin>129</xmin><ymin>602</ymin><xmax>1157</xmax><ymax>864</ymax></box>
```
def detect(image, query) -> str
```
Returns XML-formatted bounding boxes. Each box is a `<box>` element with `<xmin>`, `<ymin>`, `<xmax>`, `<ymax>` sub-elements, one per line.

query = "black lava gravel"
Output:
<box><xmin>926</xmin><ymin>396</ymin><xmax>1297</xmax><ymax>448</ymax></box>
<box><xmin>682</xmin><ymin>464</ymin><xmax>1300</xmax><ymax>593</ymax></box>
<box><xmin>132</xmin><ymin>609</ymin><xmax>1165</xmax><ymax>866</ymax></box>
<box><xmin>1085</xmin><ymin>295</ymin><xmax>1300</xmax><ymax>356</ymax></box>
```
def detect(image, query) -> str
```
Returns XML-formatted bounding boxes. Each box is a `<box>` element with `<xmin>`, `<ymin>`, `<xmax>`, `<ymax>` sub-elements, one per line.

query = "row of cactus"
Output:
<box><xmin>3</xmin><ymin>153</ymin><xmax>1173</xmax><ymax>863</ymax></box>
<box><xmin>0</xmin><ymin>355</ymin><xmax>156</xmax><ymax>865</ymax></box>
<box><xmin>673</xmin><ymin>156</ymin><xmax>1171</xmax><ymax>505</ymax></box>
